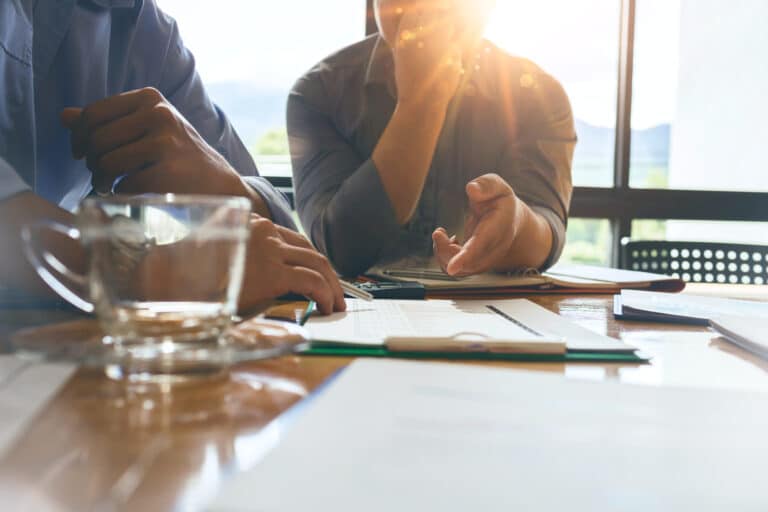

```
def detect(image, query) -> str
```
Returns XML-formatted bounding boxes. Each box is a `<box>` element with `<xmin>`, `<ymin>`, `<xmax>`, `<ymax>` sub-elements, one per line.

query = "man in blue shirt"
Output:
<box><xmin>0</xmin><ymin>0</ymin><xmax>344</xmax><ymax>314</ymax></box>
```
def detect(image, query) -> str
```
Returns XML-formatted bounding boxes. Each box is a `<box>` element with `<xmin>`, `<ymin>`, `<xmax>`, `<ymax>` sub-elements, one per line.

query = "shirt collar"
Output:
<box><xmin>363</xmin><ymin>35</ymin><xmax>496</xmax><ymax>102</ymax></box>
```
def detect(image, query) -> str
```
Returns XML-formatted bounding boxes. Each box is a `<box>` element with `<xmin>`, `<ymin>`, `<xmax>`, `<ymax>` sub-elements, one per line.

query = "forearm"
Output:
<box><xmin>0</xmin><ymin>193</ymin><xmax>84</xmax><ymax>296</ymax></box>
<box><xmin>372</xmin><ymin>101</ymin><xmax>447</xmax><ymax>225</ymax></box>
<box><xmin>495</xmin><ymin>204</ymin><xmax>553</xmax><ymax>271</ymax></box>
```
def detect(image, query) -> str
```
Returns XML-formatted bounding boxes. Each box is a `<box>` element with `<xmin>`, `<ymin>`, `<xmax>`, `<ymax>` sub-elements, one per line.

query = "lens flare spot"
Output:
<box><xmin>520</xmin><ymin>73</ymin><xmax>536</xmax><ymax>89</ymax></box>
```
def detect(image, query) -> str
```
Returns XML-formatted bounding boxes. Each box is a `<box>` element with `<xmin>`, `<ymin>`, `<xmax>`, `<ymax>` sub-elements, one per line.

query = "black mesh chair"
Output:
<box><xmin>621</xmin><ymin>240</ymin><xmax>768</xmax><ymax>285</ymax></box>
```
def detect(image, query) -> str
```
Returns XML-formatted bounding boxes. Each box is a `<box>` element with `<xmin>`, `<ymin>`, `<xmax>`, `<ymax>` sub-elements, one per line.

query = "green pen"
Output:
<box><xmin>299</xmin><ymin>300</ymin><xmax>316</xmax><ymax>326</ymax></box>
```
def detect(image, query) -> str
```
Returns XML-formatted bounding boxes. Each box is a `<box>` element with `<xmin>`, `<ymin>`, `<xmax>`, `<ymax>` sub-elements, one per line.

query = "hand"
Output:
<box><xmin>121</xmin><ymin>213</ymin><xmax>344</xmax><ymax>315</ymax></box>
<box><xmin>60</xmin><ymin>88</ymin><xmax>257</xmax><ymax>203</ymax></box>
<box><xmin>432</xmin><ymin>174</ymin><xmax>526</xmax><ymax>276</ymax></box>
<box><xmin>239</xmin><ymin>217</ymin><xmax>346</xmax><ymax>315</ymax></box>
<box><xmin>391</xmin><ymin>1</ymin><xmax>465</xmax><ymax>109</ymax></box>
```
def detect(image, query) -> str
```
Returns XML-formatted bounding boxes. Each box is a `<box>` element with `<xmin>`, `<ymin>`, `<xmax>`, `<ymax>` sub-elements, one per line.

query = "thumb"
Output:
<box><xmin>466</xmin><ymin>173</ymin><xmax>511</xmax><ymax>204</ymax></box>
<box><xmin>60</xmin><ymin>108</ymin><xmax>83</xmax><ymax>129</ymax></box>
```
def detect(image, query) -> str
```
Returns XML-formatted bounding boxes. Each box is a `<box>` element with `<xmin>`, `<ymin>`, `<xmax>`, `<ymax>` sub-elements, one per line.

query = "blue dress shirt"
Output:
<box><xmin>0</xmin><ymin>0</ymin><xmax>294</xmax><ymax>227</ymax></box>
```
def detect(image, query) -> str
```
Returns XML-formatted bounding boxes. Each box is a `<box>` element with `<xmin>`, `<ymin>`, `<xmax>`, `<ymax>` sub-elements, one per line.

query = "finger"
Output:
<box><xmin>281</xmin><ymin>244</ymin><xmax>346</xmax><ymax>312</ymax></box>
<box><xmin>84</xmin><ymin>110</ymin><xmax>150</xmax><ymax>164</ymax></box>
<box><xmin>283</xmin><ymin>266</ymin><xmax>336</xmax><ymax>316</ymax></box>
<box><xmin>432</xmin><ymin>228</ymin><xmax>462</xmax><ymax>273</ymax></box>
<box><xmin>447</xmin><ymin>213</ymin><xmax>506</xmax><ymax>276</ymax></box>
<box><xmin>60</xmin><ymin>108</ymin><xmax>82</xmax><ymax>129</ymax></box>
<box><xmin>275</xmin><ymin>225</ymin><xmax>315</xmax><ymax>251</ymax></box>
<box><xmin>466</xmin><ymin>173</ymin><xmax>513</xmax><ymax>204</ymax></box>
<box><xmin>79</xmin><ymin>88</ymin><xmax>164</xmax><ymax>133</ymax></box>
<box><xmin>92</xmin><ymin>138</ymin><xmax>162</xmax><ymax>194</ymax></box>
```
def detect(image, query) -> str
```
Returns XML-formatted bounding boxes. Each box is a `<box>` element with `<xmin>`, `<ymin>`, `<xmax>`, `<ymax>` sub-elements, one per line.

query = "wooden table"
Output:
<box><xmin>1</xmin><ymin>294</ymin><xmax>767</xmax><ymax>511</ymax></box>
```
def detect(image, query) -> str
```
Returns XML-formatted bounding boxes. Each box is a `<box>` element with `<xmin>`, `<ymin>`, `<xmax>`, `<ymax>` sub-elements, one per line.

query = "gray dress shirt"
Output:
<box><xmin>288</xmin><ymin>35</ymin><xmax>575</xmax><ymax>277</ymax></box>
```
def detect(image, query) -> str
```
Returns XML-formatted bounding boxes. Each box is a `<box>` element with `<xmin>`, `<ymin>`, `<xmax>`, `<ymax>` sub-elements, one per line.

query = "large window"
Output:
<box><xmin>156</xmin><ymin>0</ymin><xmax>366</xmax><ymax>177</ymax></box>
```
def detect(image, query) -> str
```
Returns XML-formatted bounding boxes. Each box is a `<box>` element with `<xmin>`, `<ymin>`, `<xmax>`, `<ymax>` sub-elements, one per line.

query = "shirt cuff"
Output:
<box><xmin>242</xmin><ymin>176</ymin><xmax>296</xmax><ymax>230</ymax></box>
<box><xmin>319</xmin><ymin>158</ymin><xmax>403</xmax><ymax>277</ymax></box>
<box><xmin>0</xmin><ymin>159</ymin><xmax>31</xmax><ymax>203</ymax></box>
<box><xmin>530</xmin><ymin>205</ymin><xmax>566</xmax><ymax>271</ymax></box>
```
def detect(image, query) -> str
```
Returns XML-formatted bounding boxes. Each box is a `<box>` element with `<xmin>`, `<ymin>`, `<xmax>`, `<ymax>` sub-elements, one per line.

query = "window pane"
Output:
<box><xmin>630</xmin><ymin>0</ymin><xmax>768</xmax><ymax>191</ymax></box>
<box><xmin>632</xmin><ymin>220</ymin><xmax>768</xmax><ymax>246</ymax></box>
<box><xmin>156</xmin><ymin>0</ymin><xmax>366</xmax><ymax>177</ymax></box>
<box><xmin>561</xmin><ymin>219</ymin><xmax>612</xmax><ymax>266</ymax></box>
<box><xmin>486</xmin><ymin>0</ymin><xmax>620</xmax><ymax>187</ymax></box>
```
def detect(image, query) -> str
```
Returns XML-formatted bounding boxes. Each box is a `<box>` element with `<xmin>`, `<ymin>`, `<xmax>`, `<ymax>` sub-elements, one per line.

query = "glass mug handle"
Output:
<box><xmin>21</xmin><ymin>220</ymin><xmax>94</xmax><ymax>313</ymax></box>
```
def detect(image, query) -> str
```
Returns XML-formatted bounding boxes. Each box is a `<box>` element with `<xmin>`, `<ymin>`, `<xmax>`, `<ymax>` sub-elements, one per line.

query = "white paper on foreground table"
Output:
<box><xmin>0</xmin><ymin>356</ymin><xmax>75</xmax><ymax>456</ymax></box>
<box><xmin>210</xmin><ymin>359</ymin><xmax>768</xmax><ymax>512</ymax></box>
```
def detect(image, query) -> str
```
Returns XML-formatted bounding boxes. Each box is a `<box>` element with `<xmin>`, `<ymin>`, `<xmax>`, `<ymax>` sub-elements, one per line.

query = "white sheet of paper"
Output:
<box><xmin>0</xmin><ymin>356</ymin><xmax>75</xmax><ymax>456</ymax></box>
<box><xmin>711</xmin><ymin>315</ymin><xmax>768</xmax><ymax>359</ymax></box>
<box><xmin>209</xmin><ymin>360</ymin><xmax>768</xmax><ymax>512</ymax></box>
<box><xmin>622</xmin><ymin>289</ymin><xmax>768</xmax><ymax>322</ymax></box>
<box><xmin>306</xmin><ymin>299</ymin><xmax>553</xmax><ymax>347</ymax></box>
<box><xmin>307</xmin><ymin>299</ymin><xmax>633</xmax><ymax>353</ymax></box>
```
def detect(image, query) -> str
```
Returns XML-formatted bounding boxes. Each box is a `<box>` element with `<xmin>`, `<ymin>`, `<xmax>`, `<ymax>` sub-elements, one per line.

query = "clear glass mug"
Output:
<box><xmin>22</xmin><ymin>195</ymin><xmax>252</xmax><ymax>360</ymax></box>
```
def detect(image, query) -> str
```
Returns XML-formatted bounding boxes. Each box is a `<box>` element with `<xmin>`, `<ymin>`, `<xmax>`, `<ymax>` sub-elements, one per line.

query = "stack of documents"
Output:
<box><xmin>370</xmin><ymin>263</ymin><xmax>685</xmax><ymax>296</ymax></box>
<box><xmin>209</xmin><ymin>359</ymin><xmax>768</xmax><ymax>512</ymax></box>
<box><xmin>304</xmin><ymin>299</ymin><xmax>645</xmax><ymax>362</ymax></box>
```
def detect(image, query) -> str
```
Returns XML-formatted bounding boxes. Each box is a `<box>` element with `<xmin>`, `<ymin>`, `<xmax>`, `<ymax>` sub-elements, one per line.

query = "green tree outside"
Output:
<box><xmin>252</xmin><ymin>128</ymin><xmax>290</xmax><ymax>156</ymax></box>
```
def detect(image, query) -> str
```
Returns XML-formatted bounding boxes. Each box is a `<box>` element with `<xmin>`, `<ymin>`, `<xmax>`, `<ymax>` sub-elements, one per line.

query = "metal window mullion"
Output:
<box><xmin>612</xmin><ymin>0</ymin><xmax>637</xmax><ymax>262</ymax></box>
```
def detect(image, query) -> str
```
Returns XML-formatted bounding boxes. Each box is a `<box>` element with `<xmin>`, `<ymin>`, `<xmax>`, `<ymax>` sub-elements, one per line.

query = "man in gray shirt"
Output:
<box><xmin>289</xmin><ymin>0</ymin><xmax>575</xmax><ymax>277</ymax></box>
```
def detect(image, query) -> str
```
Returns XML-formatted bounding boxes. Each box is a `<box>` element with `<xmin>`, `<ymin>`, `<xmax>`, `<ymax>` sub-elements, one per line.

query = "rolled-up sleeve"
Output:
<box><xmin>288</xmin><ymin>79</ymin><xmax>402</xmax><ymax>277</ymax></box>
<box><xmin>149</xmin><ymin>3</ymin><xmax>294</xmax><ymax>227</ymax></box>
<box><xmin>498</xmin><ymin>68</ymin><xmax>575</xmax><ymax>270</ymax></box>
<box><xmin>0</xmin><ymin>157</ymin><xmax>30</xmax><ymax>203</ymax></box>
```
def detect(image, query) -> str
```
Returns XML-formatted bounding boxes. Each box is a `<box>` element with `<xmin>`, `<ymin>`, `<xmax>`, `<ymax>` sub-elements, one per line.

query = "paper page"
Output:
<box><xmin>547</xmin><ymin>263</ymin><xmax>670</xmax><ymax>284</ymax></box>
<box><xmin>710</xmin><ymin>315</ymin><xmax>768</xmax><ymax>359</ymax></box>
<box><xmin>306</xmin><ymin>299</ymin><xmax>555</xmax><ymax>347</ymax></box>
<box><xmin>490</xmin><ymin>299</ymin><xmax>635</xmax><ymax>352</ymax></box>
<box><xmin>209</xmin><ymin>359</ymin><xmax>768</xmax><ymax>512</ymax></box>
<box><xmin>622</xmin><ymin>290</ymin><xmax>768</xmax><ymax>322</ymax></box>
<box><xmin>0</xmin><ymin>356</ymin><xmax>76</xmax><ymax>456</ymax></box>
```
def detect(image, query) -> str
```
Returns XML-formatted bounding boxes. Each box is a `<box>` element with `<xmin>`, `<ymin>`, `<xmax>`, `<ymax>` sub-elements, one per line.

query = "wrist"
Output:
<box><xmin>394</xmin><ymin>98</ymin><xmax>449</xmax><ymax>121</ymax></box>
<box><xmin>211</xmin><ymin>168</ymin><xmax>272</xmax><ymax>219</ymax></box>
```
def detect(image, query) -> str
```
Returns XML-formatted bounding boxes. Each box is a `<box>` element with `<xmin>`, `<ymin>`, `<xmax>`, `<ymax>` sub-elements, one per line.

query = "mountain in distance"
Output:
<box><xmin>205</xmin><ymin>82</ymin><xmax>671</xmax><ymax>171</ymax></box>
<box><xmin>574</xmin><ymin>119</ymin><xmax>670</xmax><ymax>162</ymax></box>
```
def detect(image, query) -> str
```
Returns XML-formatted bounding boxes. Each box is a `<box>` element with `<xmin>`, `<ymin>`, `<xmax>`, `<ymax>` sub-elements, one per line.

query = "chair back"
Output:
<box><xmin>621</xmin><ymin>240</ymin><xmax>768</xmax><ymax>285</ymax></box>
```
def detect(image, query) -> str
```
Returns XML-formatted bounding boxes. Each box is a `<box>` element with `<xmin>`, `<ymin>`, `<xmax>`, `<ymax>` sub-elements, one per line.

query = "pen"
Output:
<box><xmin>299</xmin><ymin>301</ymin><xmax>316</xmax><ymax>325</ymax></box>
<box><xmin>341</xmin><ymin>281</ymin><xmax>374</xmax><ymax>302</ymax></box>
